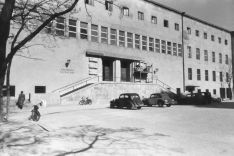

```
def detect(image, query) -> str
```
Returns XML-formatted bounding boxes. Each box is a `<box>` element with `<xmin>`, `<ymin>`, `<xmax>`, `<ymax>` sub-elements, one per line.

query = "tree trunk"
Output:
<box><xmin>6</xmin><ymin>60</ymin><xmax>12</xmax><ymax>120</ymax></box>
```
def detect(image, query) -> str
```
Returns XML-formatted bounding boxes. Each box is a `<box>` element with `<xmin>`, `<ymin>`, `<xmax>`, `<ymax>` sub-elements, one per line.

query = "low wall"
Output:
<box><xmin>61</xmin><ymin>82</ymin><xmax>164</xmax><ymax>106</ymax></box>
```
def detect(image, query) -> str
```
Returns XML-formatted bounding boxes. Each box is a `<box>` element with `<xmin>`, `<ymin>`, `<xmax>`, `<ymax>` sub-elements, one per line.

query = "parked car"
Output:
<box><xmin>110</xmin><ymin>93</ymin><xmax>143</xmax><ymax>109</ymax></box>
<box><xmin>177</xmin><ymin>92</ymin><xmax>220</xmax><ymax>105</ymax></box>
<box><xmin>142</xmin><ymin>93</ymin><xmax>175</xmax><ymax>107</ymax></box>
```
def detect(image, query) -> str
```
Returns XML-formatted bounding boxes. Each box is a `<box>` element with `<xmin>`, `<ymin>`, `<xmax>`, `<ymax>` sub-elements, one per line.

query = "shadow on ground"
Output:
<box><xmin>0</xmin><ymin>123</ymin><xmax>178</xmax><ymax>156</ymax></box>
<box><xmin>194</xmin><ymin>101</ymin><xmax>234</xmax><ymax>109</ymax></box>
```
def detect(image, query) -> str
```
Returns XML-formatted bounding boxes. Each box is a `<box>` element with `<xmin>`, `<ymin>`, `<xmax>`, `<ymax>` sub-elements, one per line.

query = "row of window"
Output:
<box><xmin>86</xmin><ymin>0</ymin><xmax>229</xmax><ymax>46</ymax></box>
<box><xmin>86</xmin><ymin>0</ymin><xmax>180</xmax><ymax>31</ymax></box>
<box><xmin>46</xmin><ymin>18</ymin><xmax>183</xmax><ymax>57</ymax></box>
<box><xmin>188</xmin><ymin>68</ymin><xmax>230</xmax><ymax>82</ymax></box>
<box><xmin>187</xmin><ymin>27</ymin><xmax>228</xmax><ymax>45</ymax></box>
<box><xmin>187</xmin><ymin>46</ymin><xmax>229</xmax><ymax>64</ymax></box>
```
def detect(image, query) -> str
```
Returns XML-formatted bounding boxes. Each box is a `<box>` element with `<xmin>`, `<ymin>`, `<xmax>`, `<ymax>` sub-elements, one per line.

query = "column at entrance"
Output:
<box><xmin>114</xmin><ymin>60</ymin><xmax>121</xmax><ymax>82</ymax></box>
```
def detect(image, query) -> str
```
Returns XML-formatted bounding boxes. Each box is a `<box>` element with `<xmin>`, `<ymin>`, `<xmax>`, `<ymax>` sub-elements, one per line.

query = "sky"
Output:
<box><xmin>154</xmin><ymin>0</ymin><xmax>234</xmax><ymax>31</ymax></box>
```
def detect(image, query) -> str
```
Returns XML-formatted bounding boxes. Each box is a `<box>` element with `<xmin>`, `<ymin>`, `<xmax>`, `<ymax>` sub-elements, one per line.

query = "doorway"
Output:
<box><xmin>102</xmin><ymin>58</ymin><xmax>113</xmax><ymax>81</ymax></box>
<box><xmin>121</xmin><ymin>60</ymin><xmax>131</xmax><ymax>82</ymax></box>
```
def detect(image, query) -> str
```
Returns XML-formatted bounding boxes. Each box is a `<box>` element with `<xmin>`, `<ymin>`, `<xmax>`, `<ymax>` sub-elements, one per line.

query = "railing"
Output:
<box><xmin>53</xmin><ymin>76</ymin><xmax>100</xmax><ymax>96</ymax></box>
<box><xmin>52</xmin><ymin>75</ymin><xmax>177</xmax><ymax>97</ymax></box>
<box><xmin>155</xmin><ymin>79</ymin><xmax>177</xmax><ymax>93</ymax></box>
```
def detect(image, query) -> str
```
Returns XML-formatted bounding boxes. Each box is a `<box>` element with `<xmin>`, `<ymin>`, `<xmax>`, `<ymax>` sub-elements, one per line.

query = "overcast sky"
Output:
<box><xmin>154</xmin><ymin>0</ymin><xmax>234</xmax><ymax>31</ymax></box>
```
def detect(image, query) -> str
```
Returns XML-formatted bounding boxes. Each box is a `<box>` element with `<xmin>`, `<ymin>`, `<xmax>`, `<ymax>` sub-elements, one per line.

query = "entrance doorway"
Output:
<box><xmin>102</xmin><ymin>58</ymin><xmax>113</xmax><ymax>81</ymax></box>
<box><xmin>121</xmin><ymin>60</ymin><xmax>131</xmax><ymax>82</ymax></box>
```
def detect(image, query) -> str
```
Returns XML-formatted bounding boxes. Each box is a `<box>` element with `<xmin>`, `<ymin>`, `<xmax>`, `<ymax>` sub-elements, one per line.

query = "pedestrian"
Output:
<box><xmin>16</xmin><ymin>91</ymin><xmax>25</xmax><ymax>109</ymax></box>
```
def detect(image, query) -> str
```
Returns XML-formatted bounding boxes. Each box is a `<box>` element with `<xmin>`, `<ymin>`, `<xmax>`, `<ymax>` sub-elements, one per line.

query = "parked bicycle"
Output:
<box><xmin>79</xmin><ymin>97</ymin><xmax>92</xmax><ymax>105</ymax></box>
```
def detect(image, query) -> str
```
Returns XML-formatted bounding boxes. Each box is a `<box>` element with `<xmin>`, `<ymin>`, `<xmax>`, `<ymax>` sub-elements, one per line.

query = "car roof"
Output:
<box><xmin>120</xmin><ymin>93</ymin><xmax>139</xmax><ymax>96</ymax></box>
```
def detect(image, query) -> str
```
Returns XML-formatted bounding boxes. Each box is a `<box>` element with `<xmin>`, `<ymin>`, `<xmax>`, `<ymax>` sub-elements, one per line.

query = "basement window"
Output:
<box><xmin>35</xmin><ymin>86</ymin><xmax>46</xmax><ymax>94</ymax></box>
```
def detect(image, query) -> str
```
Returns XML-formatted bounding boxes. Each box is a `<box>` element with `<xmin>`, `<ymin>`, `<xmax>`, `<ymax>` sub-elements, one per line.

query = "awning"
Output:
<box><xmin>86</xmin><ymin>49</ymin><xmax>143</xmax><ymax>61</ymax></box>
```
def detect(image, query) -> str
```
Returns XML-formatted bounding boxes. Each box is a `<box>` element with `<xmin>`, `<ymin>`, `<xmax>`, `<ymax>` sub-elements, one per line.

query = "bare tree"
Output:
<box><xmin>0</xmin><ymin>0</ymin><xmax>80</xmax><ymax>121</ymax></box>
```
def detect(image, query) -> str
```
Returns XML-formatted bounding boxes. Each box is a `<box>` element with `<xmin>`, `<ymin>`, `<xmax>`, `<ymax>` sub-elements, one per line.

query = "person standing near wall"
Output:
<box><xmin>16</xmin><ymin>91</ymin><xmax>25</xmax><ymax>109</ymax></box>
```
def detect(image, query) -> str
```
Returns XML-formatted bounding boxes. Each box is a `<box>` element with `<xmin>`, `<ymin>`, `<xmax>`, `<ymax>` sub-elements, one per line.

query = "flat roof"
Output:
<box><xmin>144</xmin><ymin>0</ymin><xmax>231</xmax><ymax>33</ymax></box>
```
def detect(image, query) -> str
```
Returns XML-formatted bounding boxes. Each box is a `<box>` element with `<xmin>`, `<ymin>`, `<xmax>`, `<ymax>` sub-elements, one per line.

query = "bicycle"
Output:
<box><xmin>79</xmin><ymin>97</ymin><xmax>92</xmax><ymax>105</ymax></box>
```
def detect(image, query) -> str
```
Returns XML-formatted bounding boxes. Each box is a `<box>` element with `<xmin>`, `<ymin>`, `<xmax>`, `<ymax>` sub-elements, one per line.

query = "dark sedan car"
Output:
<box><xmin>142</xmin><ymin>93</ymin><xmax>175</xmax><ymax>107</ymax></box>
<box><xmin>110</xmin><ymin>93</ymin><xmax>143</xmax><ymax>109</ymax></box>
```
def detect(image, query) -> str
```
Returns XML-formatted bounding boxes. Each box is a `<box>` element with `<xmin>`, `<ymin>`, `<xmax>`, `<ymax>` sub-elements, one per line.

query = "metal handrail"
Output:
<box><xmin>53</xmin><ymin>76</ymin><xmax>100</xmax><ymax>93</ymax></box>
<box><xmin>156</xmin><ymin>79</ymin><xmax>177</xmax><ymax>93</ymax></box>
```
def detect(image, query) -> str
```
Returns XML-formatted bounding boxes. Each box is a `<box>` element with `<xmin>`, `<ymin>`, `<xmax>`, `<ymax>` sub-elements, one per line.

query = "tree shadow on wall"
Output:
<box><xmin>0</xmin><ymin>124</ymin><xmax>174</xmax><ymax>155</ymax></box>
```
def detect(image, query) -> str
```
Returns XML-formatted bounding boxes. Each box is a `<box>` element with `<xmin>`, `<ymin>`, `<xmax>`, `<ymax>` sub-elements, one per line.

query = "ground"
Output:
<box><xmin>1</xmin><ymin>102</ymin><xmax>234</xmax><ymax>156</ymax></box>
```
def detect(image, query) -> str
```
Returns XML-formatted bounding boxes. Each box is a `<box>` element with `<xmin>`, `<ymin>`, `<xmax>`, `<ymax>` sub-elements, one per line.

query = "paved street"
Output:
<box><xmin>1</xmin><ymin>103</ymin><xmax>234</xmax><ymax>156</ymax></box>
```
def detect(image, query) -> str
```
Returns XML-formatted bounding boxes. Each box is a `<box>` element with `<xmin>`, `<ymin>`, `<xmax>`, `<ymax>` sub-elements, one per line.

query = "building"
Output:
<box><xmin>3</xmin><ymin>0</ymin><xmax>234</xmax><ymax>104</ymax></box>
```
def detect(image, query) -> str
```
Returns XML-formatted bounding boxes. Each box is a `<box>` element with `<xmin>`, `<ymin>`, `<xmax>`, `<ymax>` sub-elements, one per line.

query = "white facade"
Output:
<box><xmin>7</xmin><ymin>0</ymin><xmax>233</xmax><ymax>103</ymax></box>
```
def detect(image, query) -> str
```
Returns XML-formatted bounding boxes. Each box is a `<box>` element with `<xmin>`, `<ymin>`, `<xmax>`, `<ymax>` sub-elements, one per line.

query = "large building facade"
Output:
<box><xmin>4</xmin><ymin>0</ymin><xmax>234</xmax><ymax>104</ymax></box>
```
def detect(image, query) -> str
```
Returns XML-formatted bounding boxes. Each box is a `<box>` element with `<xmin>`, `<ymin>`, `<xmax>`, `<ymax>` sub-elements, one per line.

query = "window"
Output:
<box><xmin>195</xmin><ymin>30</ymin><xmax>199</xmax><ymax>37</ymax></box>
<box><xmin>91</xmin><ymin>24</ymin><xmax>98</xmax><ymax>42</ymax></box>
<box><xmin>127</xmin><ymin>32</ymin><xmax>133</xmax><ymax>48</ymax></box>
<box><xmin>173</xmin><ymin>43</ymin><xmax>177</xmax><ymax>56</ymax></box>
<box><xmin>135</xmin><ymin>34</ymin><xmax>140</xmax><ymax>49</ymax></box>
<box><xmin>149</xmin><ymin>37</ymin><xmax>154</xmax><ymax>52</ymax></box>
<box><xmin>122</xmin><ymin>7</ymin><xmax>129</xmax><ymax>16</ymax></box>
<box><xmin>167</xmin><ymin>42</ymin><xmax>172</xmax><ymax>55</ymax></box>
<box><xmin>204</xmin><ymin>32</ymin><xmax>207</xmax><ymax>39</ymax></box>
<box><xmin>225</xmin><ymin>39</ymin><xmax>228</xmax><ymax>45</ymax></box>
<box><xmin>197</xmin><ymin>69</ymin><xmax>201</xmax><ymax>81</ymax></box>
<box><xmin>105</xmin><ymin>0</ymin><xmax>113</xmax><ymax>11</ymax></box>
<box><xmin>225</xmin><ymin>55</ymin><xmax>228</xmax><ymax>64</ymax></box>
<box><xmin>35</xmin><ymin>86</ymin><xmax>46</xmax><ymax>94</ymax></box>
<box><xmin>151</xmin><ymin>16</ymin><xmax>157</xmax><ymax>24</ymax></box>
<box><xmin>212</xmin><ymin>52</ymin><xmax>215</xmax><ymax>62</ymax></box>
<box><xmin>211</xmin><ymin>35</ymin><xmax>215</xmax><ymax>41</ymax></box>
<box><xmin>110</xmin><ymin>28</ymin><xmax>117</xmax><ymax>45</ymax></box>
<box><xmin>219</xmin><ymin>53</ymin><xmax>222</xmax><ymax>64</ymax></box>
<box><xmin>218</xmin><ymin>37</ymin><xmax>221</xmax><ymax>44</ymax></box>
<box><xmin>213</xmin><ymin>71</ymin><xmax>216</xmax><ymax>81</ymax></box>
<box><xmin>138</xmin><ymin>11</ymin><xmax>144</xmax><ymax>20</ymax></box>
<box><xmin>213</xmin><ymin>89</ymin><xmax>216</xmax><ymax>95</ymax></box>
<box><xmin>205</xmin><ymin>70</ymin><xmax>209</xmax><ymax>81</ymax></box>
<box><xmin>119</xmin><ymin>30</ymin><xmax>125</xmax><ymax>47</ymax></box>
<box><xmin>187</xmin><ymin>27</ymin><xmax>191</xmax><ymax>34</ymax></box>
<box><xmin>161</xmin><ymin>40</ymin><xmax>166</xmax><ymax>53</ymax></box>
<box><xmin>85</xmin><ymin>0</ymin><xmax>94</xmax><ymax>5</ymax></box>
<box><xmin>164</xmin><ymin>20</ymin><xmax>169</xmax><ymax>27</ymax></box>
<box><xmin>226</xmin><ymin>73</ymin><xmax>229</xmax><ymax>82</ymax></box>
<box><xmin>204</xmin><ymin>50</ymin><xmax>208</xmax><ymax>61</ymax></box>
<box><xmin>45</xmin><ymin>21</ymin><xmax>52</xmax><ymax>34</ymax></box>
<box><xmin>155</xmin><ymin>39</ymin><xmax>160</xmax><ymax>53</ymax></box>
<box><xmin>196</xmin><ymin>48</ymin><xmax>200</xmax><ymax>60</ymax></box>
<box><xmin>142</xmin><ymin>36</ymin><xmax>147</xmax><ymax>51</ymax></box>
<box><xmin>55</xmin><ymin>17</ymin><xmax>65</xmax><ymax>36</ymax></box>
<box><xmin>80</xmin><ymin>22</ymin><xmax>88</xmax><ymax>40</ymax></box>
<box><xmin>187</xmin><ymin>46</ymin><xmax>192</xmax><ymax>58</ymax></box>
<box><xmin>188</xmin><ymin>68</ymin><xmax>192</xmax><ymax>80</ymax></box>
<box><xmin>101</xmin><ymin>26</ymin><xmax>108</xmax><ymax>44</ymax></box>
<box><xmin>2</xmin><ymin>85</ymin><xmax>15</xmax><ymax>97</ymax></box>
<box><xmin>220</xmin><ymin>72</ymin><xmax>223</xmax><ymax>82</ymax></box>
<box><xmin>178</xmin><ymin>44</ymin><xmax>182</xmax><ymax>57</ymax></box>
<box><xmin>68</xmin><ymin>19</ymin><xmax>77</xmax><ymax>37</ymax></box>
<box><xmin>175</xmin><ymin>23</ymin><xmax>179</xmax><ymax>31</ymax></box>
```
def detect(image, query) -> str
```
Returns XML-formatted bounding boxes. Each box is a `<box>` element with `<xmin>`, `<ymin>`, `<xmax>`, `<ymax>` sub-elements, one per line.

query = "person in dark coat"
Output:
<box><xmin>16</xmin><ymin>91</ymin><xmax>25</xmax><ymax>109</ymax></box>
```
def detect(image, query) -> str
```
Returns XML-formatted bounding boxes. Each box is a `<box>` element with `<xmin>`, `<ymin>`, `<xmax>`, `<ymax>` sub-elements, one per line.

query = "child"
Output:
<box><xmin>28</xmin><ymin>105</ymin><xmax>41</xmax><ymax>121</ymax></box>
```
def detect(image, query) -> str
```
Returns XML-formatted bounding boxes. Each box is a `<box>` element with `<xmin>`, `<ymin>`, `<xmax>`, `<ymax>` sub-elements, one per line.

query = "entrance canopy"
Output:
<box><xmin>86</xmin><ymin>50</ymin><xmax>143</xmax><ymax>61</ymax></box>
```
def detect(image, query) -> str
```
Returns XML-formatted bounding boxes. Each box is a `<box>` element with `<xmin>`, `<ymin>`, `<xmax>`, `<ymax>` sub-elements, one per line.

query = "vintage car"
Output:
<box><xmin>142</xmin><ymin>93</ymin><xmax>175</xmax><ymax>107</ymax></box>
<box><xmin>110</xmin><ymin>93</ymin><xmax>144</xmax><ymax>109</ymax></box>
<box><xmin>177</xmin><ymin>92</ymin><xmax>221</xmax><ymax>105</ymax></box>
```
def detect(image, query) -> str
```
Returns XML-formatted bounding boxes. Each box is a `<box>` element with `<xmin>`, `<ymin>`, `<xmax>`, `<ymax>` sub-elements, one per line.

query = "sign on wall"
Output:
<box><xmin>60</xmin><ymin>59</ymin><xmax>75</xmax><ymax>74</ymax></box>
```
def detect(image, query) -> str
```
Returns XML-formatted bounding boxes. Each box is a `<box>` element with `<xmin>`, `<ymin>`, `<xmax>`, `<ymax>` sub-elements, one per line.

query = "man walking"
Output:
<box><xmin>16</xmin><ymin>91</ymin><xmax>25</xmax><ymax>109</ymax></box>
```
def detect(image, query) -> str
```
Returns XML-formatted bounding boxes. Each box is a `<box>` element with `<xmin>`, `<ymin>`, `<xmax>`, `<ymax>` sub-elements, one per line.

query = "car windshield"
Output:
<box><xmin>131</xmin><ymin>95</ymin><xmax>140</xmax><ymax>99</ymax></box>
